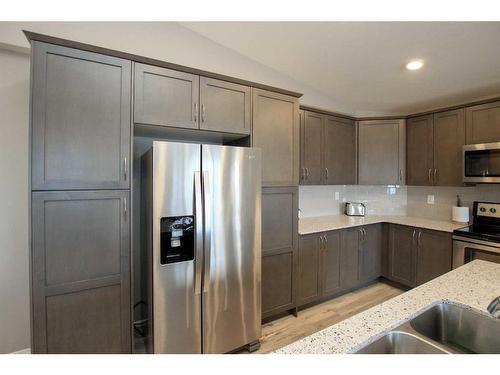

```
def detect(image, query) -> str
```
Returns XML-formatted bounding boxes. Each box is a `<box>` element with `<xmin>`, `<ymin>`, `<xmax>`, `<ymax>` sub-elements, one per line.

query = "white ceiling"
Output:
<box><xmin>181</xmin><ymin>22</ymin><xmax>500</xmax><ymax>116</ymax></box>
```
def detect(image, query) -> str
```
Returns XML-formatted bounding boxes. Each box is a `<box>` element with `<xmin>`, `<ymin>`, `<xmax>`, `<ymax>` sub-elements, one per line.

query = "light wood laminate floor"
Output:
<box><xmin>253</xmin><ymin>282</ymin><xmax>403</xmax><ymax>353</ymax></box>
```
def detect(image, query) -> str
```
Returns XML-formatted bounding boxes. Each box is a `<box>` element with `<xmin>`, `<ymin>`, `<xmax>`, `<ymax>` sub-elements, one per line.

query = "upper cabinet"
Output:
<box><xmin>134</xmin><ymin>63</ymin><xmax>251</xmax><ymax>135</ymax></box>
<box><xmin>357</xmin><ymin>119</ymin><xmax>405</xmax><ymax>185</ymax></box>
<box><xmin>465</xmin><ymin>100</ymin><xmax>500</xmax><ymax>144</ymax></box>
<box><xmin>199</xmin><ymin>77</ymin><xmax>251</xmax><ymax>134</ymax></box>
<box><xmin>134</xmin><ymin>63</ymin><xmax>199</xmax><ymax>129</ymax></box>
<box><xmin>407</xmin><ymin>109</ymin><xmax>465</xmax><ymax>186</ymax></box>
<box><xmin>300</xmin><ymin>110</ymin><xmax>356</xmax><ymax>185</ymax></box>
<box><xmin>252</xmin><ymin>88</ymin><xmax>299</xmax><ymax>187</ymax></box>
<box><xmin>31</xmin><ymin>42</ymin><xmax>131</xmax><ymax>190</ymax></box>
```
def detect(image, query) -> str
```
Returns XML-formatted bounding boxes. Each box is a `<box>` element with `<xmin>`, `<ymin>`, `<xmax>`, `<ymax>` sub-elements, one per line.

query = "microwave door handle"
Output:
<box><xmin>194</xmin><ymin>172</ymin><xmax>203</xmax><ymax>295</ymax></box>
<box><xmin>202</xmin><ymin>171</ymin><xmax>212</xmax><ymax>293</ymax></box>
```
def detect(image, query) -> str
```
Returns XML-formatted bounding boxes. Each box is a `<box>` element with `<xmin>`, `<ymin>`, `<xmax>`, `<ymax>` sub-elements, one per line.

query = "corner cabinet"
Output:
<box><xmin>252</xmin><ymin>89</ymin><xmax>299</xmax><ymax>187</ymax></box>
<box><xmin>357</xmin><ymin>119</ymin><xmax>406</xmax><ymax>185</ymax></box>
<box><xmin>30</xmin><ymin>42</ymin><xmax>132</xmax><ymax>353</ymax></box>
<box><xmin>261</xmin><ymin>187</ymin><xmax>298</xmax><ymax>319</ymax></box>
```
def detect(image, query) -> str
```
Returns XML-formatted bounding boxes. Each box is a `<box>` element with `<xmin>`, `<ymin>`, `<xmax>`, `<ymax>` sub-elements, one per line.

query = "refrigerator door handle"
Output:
<box><xmin>194</xmin><ymin>171</ymin><xmax>203</xmax><ymax>295</ymax></box>
<box><xmin>202</xmin><ymin>170</ymin><xmax>212</xmax><ymax>293</ymax></box>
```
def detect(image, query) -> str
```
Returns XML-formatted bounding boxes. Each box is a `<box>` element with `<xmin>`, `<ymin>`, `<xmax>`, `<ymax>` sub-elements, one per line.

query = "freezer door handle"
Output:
<box><xmin>194</xmin><ymin>171</ymin><xmax>203</xmax><ymax>295</ymax></box>
<box><xmin>203</xmin><ymin>170</ymin><xmax>212</xmax><ymax>293</ymax></box>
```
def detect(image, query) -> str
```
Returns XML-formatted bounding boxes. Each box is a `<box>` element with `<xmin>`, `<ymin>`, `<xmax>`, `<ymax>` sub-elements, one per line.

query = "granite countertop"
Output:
<box><xmin>274</xmin><ymin>260</ymin><xmax>500</xmax><ymax>354</ymax></box>
<box><xmin>299</xmin><ymin>214</ymin><xmax>469</xmax><ymax>235</ymax></box>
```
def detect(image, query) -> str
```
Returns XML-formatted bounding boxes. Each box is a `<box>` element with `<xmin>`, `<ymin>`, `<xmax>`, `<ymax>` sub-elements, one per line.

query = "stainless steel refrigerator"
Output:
<box><xmin>141</xmin><ymin>141</ymin><xmax>262</xmax><ymax>354</ymax></box>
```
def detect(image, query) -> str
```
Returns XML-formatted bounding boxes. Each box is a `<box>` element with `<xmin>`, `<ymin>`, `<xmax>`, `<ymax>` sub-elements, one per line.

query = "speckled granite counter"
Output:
<box><xmin>299</xmin><ymin>214</ymin><xmax>468</xmax><ymax>235</ymax></box>
<box><xmin>274</xmin><ymin>260</ymin><xmax>500</xmax><ymax>354</ymax></box>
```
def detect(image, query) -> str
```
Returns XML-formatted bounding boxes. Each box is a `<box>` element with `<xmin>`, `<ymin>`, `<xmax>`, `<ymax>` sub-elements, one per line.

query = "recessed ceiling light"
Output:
<box><xmin>406</xmin><ymin>60</ymin><xmax>424</xmax><ymax>71</ymax></box>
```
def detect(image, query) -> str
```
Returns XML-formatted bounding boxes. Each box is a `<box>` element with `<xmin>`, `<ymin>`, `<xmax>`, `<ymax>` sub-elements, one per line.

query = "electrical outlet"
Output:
<box><xmin>334</xmin><ymin>191</ymin><xmax>340</xmax><ymax>201</ymax></box>
<box><xmin>427</xmin><ymin>195</ymin><xmax>435</xmax><ymax>205</ymax></box>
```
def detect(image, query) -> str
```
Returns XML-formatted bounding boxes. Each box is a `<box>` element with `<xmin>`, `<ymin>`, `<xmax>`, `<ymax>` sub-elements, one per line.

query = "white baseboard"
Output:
<box><xmin>10</xmin><ymin>347</ymin><xmax>31</xmax><ymax>354</ymax></box>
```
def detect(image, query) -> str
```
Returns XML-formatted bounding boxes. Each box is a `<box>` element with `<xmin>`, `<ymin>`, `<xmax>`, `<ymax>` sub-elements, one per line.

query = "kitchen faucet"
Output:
<box><xmin>487</xmin><ymin>296</ymin><xmax>500</xmax><ymax>318</ymax></box>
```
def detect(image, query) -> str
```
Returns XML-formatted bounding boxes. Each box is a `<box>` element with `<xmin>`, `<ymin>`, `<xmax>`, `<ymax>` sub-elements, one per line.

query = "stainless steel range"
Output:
<box><xmin>453</xmin><ymin>201</ymin><xmax>500</xmax><ymax>268</ymax></box>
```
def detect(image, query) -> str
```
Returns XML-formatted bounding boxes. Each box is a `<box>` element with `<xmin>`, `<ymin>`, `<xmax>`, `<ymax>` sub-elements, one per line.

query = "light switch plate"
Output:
<box><xmin>427</xmin><ymin>195</ymin><xmax>435</xmax><ymax>204</ymax></box>
<box><xmin>334</xmin><ymin>192</ymin><xmax>340</xmax><ymax>201</ymax></box>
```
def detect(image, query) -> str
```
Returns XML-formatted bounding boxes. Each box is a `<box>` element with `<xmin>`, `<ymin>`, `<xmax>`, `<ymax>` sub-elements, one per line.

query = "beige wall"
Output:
<box><xmin>0</xmin><ymin>48</ymin><xmax>30</xmax><ymax>353</ymax></box>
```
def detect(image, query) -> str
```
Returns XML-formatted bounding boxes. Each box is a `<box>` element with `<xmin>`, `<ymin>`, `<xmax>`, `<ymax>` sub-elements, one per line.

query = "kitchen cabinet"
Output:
<box><xmin>416</xmin><ymin>229</ymin><xmax>452</xmax><ymax>285</ymax></box>
<box><xmin>321</xmin><ymin>231</ymin><xmax>342</xmax><ymax>297</ymax></box>
<box><xmin>406</xmin><ymin>115</ymin><xmax>434</xmax><ymax>186</ymax></box>
<box><xmin>387</xmin><ymin>224</ymin><xmax>452</xmax><ymax>288</ymax></box>
<box><xmin>340</xmin><ymin>227</ymin><xmax>361</xmax><ymax>289</ymax></box>
<box><xmin>261</xmin><ymin>187</ymin><xmax>298</xmax><ymax>318</ymax></box>
<box><xmin>298</xmin><ymin>235</ymin><xmax>321</xmax><ymax>305</ymax></box>
<box><xmin>465</xmin><ymin>100</ymin><xmax>500</xmax><ymax>144</ymax></box>
<box><xmin>300</xmin><ymin>110</ymin><xmax>356</xmax><ymax>185</ymax></box>
<box><xmin>300</xmin><ymin>110</ymin><xmax>323</xmax><ymax>185</ymax></box>
<box><xmin>324</xmin><ymin>116</ymin><xmax>356</xmax><ymax>185</ymax></box>
<box><xmin>253</xmin><ymin>88</ymin><xmax>300</xmax><ymax>187</ymax></box>
<box><xmin>358</xmin><ymin>119</ymin><xmax>405</xmax><ymax>185</ymax></box>
<box><xmin>31</xmin><ymin>190</ymin><xmax>131</xmax><ymax>353</ymax></box>
<box><xmin>31</xmin><ymin>42</ymin><xmax>131</xmax><ymax>190</ymax></box>
<box><xmin>360</xmin><ymin>224</ymin><xmax>383</xmax><ymax>282</ymax></box>
<box><xmin>407</xmin><ymin>110</ymin><xmax>465</xmax><ymax>186</ymax></box>
<box><xmin>199</xmin><ymin>77</ymin><xmax>251</xmax><ymax>135</ymax></box>
<box><xmin>134</xmin><ymin>63</ymin><xmax>199</xmax><ymax>129</ymax></box>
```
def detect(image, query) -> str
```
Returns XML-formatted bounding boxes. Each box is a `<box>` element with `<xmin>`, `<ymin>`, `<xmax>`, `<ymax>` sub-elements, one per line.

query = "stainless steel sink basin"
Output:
<box><xmin>356</xmin><ymin>331</ymin><xmax>447</xmax><ymax>354</ymax></box>
<box><xmin>409</xmin><ymin>303</ymin><xmax>500</xmax><ymax>354</ymax></box>
<box><xmin>355</xmin><ymin>302</ymin><xmax>500</xmax><ymax>354</ymax></box>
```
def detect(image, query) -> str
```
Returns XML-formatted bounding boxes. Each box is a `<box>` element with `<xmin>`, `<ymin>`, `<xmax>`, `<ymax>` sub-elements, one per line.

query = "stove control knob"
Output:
<box><xmin>480</xmin><ymin>207</ymin><xmax>486</xmax><ymax>212</ymax></box>
<box><xmin>491</xmin><ymin>208</ymin><xmax>497</xmax><ymax>214</ymax></box>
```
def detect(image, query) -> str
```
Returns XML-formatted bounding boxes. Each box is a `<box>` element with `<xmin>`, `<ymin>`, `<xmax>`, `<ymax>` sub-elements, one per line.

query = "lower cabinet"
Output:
<box><xmin>261</xmin><ymin>187</ymin><xmax>298</xmax><ymax>319</ymax></box>
<box><xmin>31</xmin><ymin>190</ymin><xmax>131</xmax><ymax>353</ymax></box>
<box><xmin>387</xmin><ymin>224</ymin><xmax>452</xmax><ymax>288</ymax></box>
<box><xmin>298</xmin><ymin>224</ymin><xmax>383</xmax><ymax>307</ymax></box>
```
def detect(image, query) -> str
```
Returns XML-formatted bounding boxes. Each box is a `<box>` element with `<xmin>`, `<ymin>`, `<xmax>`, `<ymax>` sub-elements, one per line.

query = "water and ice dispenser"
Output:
<box><xmin>160</xmin><ymin>216</ymin><xmax>195</xmax><ymax>264</ymax></box>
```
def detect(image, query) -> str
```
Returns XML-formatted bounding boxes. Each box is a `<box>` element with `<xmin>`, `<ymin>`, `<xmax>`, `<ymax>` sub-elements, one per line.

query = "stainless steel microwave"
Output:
<box><xmin>463</xmin><ymin>142</ymin><xmax>500</xmax><ymax>183</ymax></box>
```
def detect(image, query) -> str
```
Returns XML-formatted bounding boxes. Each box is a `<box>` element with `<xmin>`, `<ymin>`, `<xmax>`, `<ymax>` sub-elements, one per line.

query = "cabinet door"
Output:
<box><xmin>321</xmin><ymin>231</ymin><xmax>342</xmax><ymax>297</ymax></box>
<box><xmin>31</xmin><ymin>42</ymin><xmax>131</xmax><ymax>190</ymax></box>
<box><xmin>360</xmin><ymin>224</ymin><xmax>383</xmax><ymax>282</ymax></box>
<box><xmin>262</xmin><ymin>252</ymin><xmax>295</xmax><ymax>318</ymax></box>
<box><xmin>465</xmin><ymin>101</ymin><xmax>500</xmax><ymax>144</ymax></box>
<box><xmin>406</xmin><ymin>115</ymin><xmax>434</xmax><ymax>186</ymax></box>
<box><xmin>300</xmin><ymin>111</ymin><xmax>324</xmax><ymax>185</ymax></box>
<box><xmin>134</xmin><ymin>63</ymin><xmax>199</xmax><ymax>129</ymax></box>
<box><xmin>31</xmin><ymin>190</ymin><xmax>130</xmax><ymax>353</ymax></box>
<box><xmin>199</xmin><ymin>77</ymin><xmax>251</xmax><ymax>134</ymax></box>
<box><xmin>340</xmin><ymin>228</ymin><xmax>361</xmax><ymax>289</ymax></box>
<box><xmin>261</xmin><ymin>187</ymin><xmax>298</xmax><ymax>318</ymax></box>
<box><xmin>252</xmin><ymin>88</ymin><xmax>300</xmax><ymax>186</ymax></box>
<box><xmin>416</xmin><ymin>229</ymin><xmax>452</xmax><ymax>285</ymax></box>
<box><xmin>298</xmin><ymin>235</ymin><xmax>321</xmax><ymax>305</ymax></box>
<box><xmin>433</xmin><ymin>109</ymin><xmax>465</xmax><ymax>186</ymax></box>
<box><xmin>388</xmin><ymin>224</ymin><xmax>416</xmax><ymax>287</ymax></box>
<box><xmin>323</xmin><ymin>116</ymin><xmax>356</xmax><ymax>185</ymax></box>
<box><xmin>358</xmin><ymin>120</ymin><xmax>405</xmax><ymax>185</ymax></box>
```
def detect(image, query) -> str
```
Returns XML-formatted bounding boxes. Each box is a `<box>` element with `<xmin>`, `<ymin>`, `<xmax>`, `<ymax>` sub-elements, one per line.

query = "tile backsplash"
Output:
<box><xmin>299</xmin><ymin>185</ymin><xmax>407</xmax><ymax>218</ymax></box>
<box><xmin>299</xmin><ymin>184</ymin><xmax>500</xmax><ymax>221</ymax></box>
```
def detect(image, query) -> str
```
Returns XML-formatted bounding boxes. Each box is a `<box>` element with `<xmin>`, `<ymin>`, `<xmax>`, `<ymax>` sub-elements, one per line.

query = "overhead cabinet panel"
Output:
<box><xmin>465</xmin><ymin>100</ymin><xmax>500</xmax><ymax>144</ymax></box>
<box><xmin>406</xmin><ymin>115</ymin><xmax>434</xmax><ymax>186</ymax></box>
<box><xmin>199</xmin><ymin>77</ymin><xmax>251</xmax><ymax>135</ymax></box>
<box><xmin>358</xmin><ymin>119</ymin><xmax>405</xmax><ymax>185</ymax></box>
<box><xmin>323</xmin><ymin>116</ymin><xmax>356</xmax><ymax>185</ymax></box>
<box><xmin>300</xmin><ymin>111</ymin><xmax>323</xmax><ymax>184</ymax></box>
<box><xmin>134</xmin><ymin>63</ymin><xmax>199</xmax><ymax>129</ymax></box>
<box><xmin>31</xmin><ymin>42</ymin><xmax>131</xmax><ymax>190</ymax></box>
<box><xmin>252</xmin><ymin>89</ymin><xmax>299</xmax><ymax>186</ymax></box>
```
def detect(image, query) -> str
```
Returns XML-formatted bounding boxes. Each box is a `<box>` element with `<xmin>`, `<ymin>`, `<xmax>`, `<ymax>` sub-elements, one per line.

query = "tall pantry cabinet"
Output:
<box><xmin>30</xmin><ymin>42</ymin><xmax>132</xmax><ymax>353</ymax></box>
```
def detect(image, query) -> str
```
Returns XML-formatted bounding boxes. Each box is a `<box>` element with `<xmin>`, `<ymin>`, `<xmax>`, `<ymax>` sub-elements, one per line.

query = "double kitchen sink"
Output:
<box><xmin>355</xmin><ymin>302</ymin><xmax>500</xmax><ymax>354</ymax></box>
